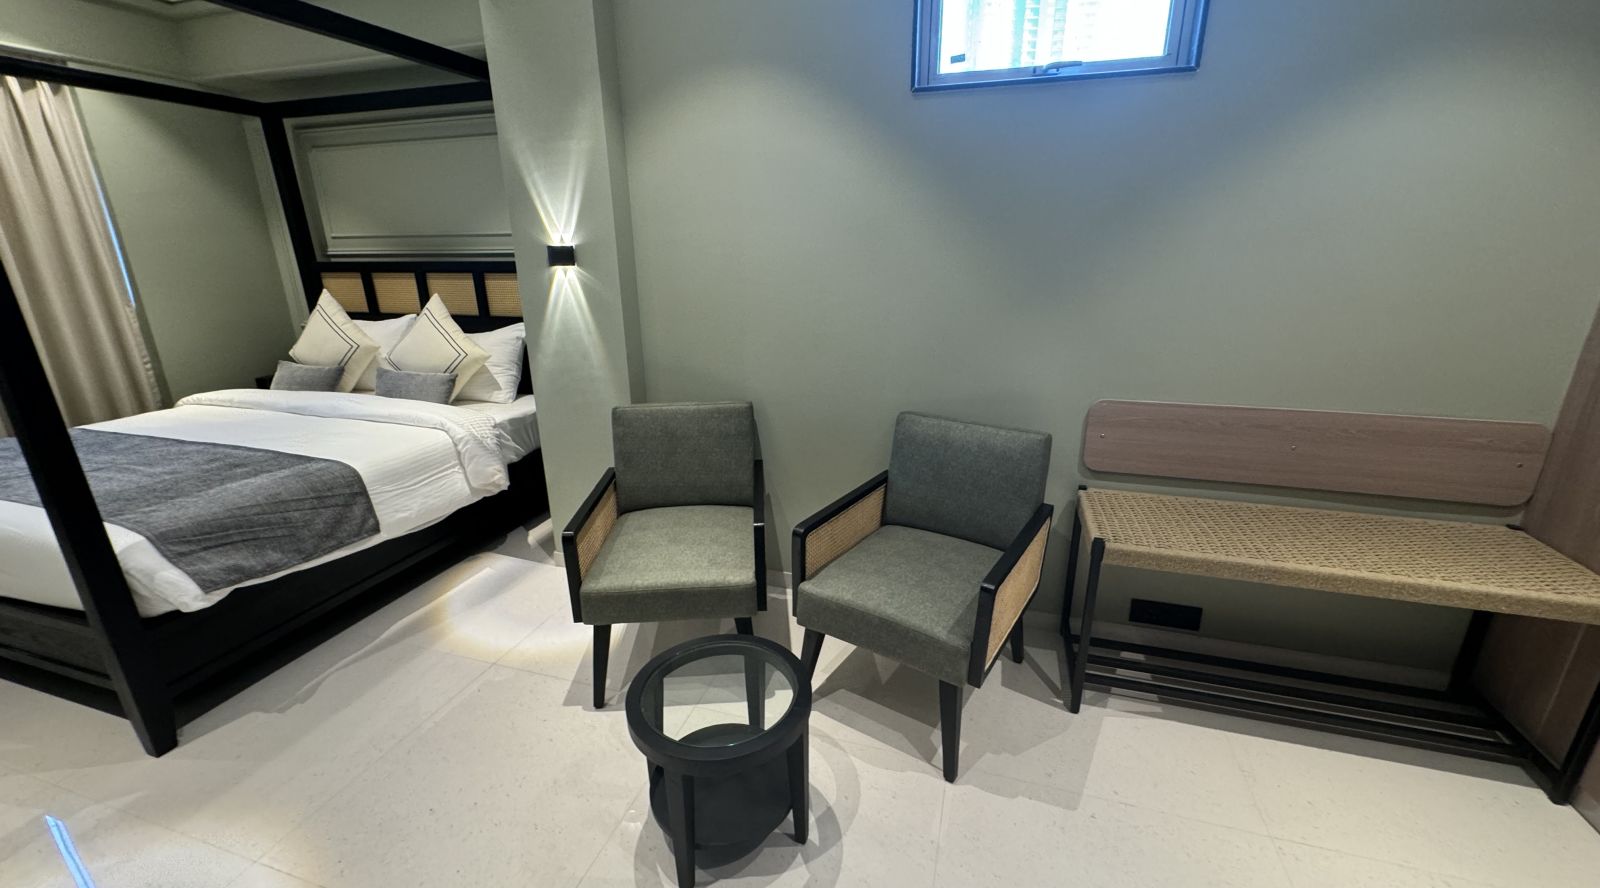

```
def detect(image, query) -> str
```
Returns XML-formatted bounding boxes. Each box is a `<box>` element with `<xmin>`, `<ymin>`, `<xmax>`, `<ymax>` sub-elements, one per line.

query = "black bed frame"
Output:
<box><xmin>0</xmin><ymin>3</ymin><xmax>548</xmax><ymax>756</ymax></box>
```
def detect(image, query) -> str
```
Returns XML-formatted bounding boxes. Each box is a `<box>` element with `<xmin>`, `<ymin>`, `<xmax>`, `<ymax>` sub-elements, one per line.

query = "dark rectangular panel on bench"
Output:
<box><xmin>1082</xmin><ymin>400</ymin><xmax>1550</xmax><ymax>507</ymax></box>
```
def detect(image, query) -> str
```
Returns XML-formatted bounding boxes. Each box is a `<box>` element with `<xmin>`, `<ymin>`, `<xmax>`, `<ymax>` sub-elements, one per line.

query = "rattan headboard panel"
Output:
<box><xmin>426</xmin><ymin>273</ymin><xmax>478</xmax><ymax>315</ymax></box>
<box><xmin>371</xmin><ymin>273</ymin><xmax>421</xmax><ymax>314</ymax></box>
<box><xmin>484</xmin><ymin>273</ymin><xmax>521</xmax><ymax>317</ymax></box>
<box><xmin>319</xmin><ymin>272</ymin><xmax>367</xmax><ymax>313</ymax></box>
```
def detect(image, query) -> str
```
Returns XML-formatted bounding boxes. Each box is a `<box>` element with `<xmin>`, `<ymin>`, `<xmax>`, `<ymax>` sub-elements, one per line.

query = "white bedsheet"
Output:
<box><xmin>455</xmin><ymin>395</ymin><xmax>540</xmax><ymax>462</ymax></box>
<box><xmin>0</xmin><ymin>389</ymin><xmax>516</xmax><ymax>617</ymax></box>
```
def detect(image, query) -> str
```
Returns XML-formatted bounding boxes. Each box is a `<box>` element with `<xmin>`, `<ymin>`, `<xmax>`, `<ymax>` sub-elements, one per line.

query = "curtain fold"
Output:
<box><xmin>0</xmin><ymin>76</ymin><xmax>161</xmax><ymax>429</ymax></box>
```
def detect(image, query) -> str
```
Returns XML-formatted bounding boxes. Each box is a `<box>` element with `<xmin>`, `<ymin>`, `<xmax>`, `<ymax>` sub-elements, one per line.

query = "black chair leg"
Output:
<box><xmin>940</xmin><ymin>681</ymin><xmax>962</xmax><ymax>783</ymax></box>
<box><xmin>593</xmin><ymin>624</ymin><xmax>611</xmax><ymax>709</ymax></box>
<box><xmin>735</xmin><ymin>616</ymin><xmax>754</xmax><ymax>636</ymax></box>
<box><xmin>800</xmin><ymin>629</ymin><xmax>825</xmax><ymax>677</ymax></box>
<box><xmin>1009</xmin><ymin>621</ymin><xmax>1025</xmax><ymax>664</ymax></box>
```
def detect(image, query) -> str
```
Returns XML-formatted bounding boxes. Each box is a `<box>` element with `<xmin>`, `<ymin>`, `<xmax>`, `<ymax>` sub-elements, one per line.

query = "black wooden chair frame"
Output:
<box><xmin>790</xmin><ymin>472</ymin><xmax>1053</xmax><ymax>782</ymax></box>
<box><xmin>562</xmin><ymin>460</ymin><xmax>769</xmax><ymax>709</ymax></box>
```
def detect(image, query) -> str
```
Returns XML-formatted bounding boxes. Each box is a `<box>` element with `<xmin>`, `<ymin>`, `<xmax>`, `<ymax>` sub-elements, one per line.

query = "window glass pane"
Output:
<box><xmin>937</xmin><ymin>0</ymin><xmax>1174</xmax><ymax>75</ymax></box>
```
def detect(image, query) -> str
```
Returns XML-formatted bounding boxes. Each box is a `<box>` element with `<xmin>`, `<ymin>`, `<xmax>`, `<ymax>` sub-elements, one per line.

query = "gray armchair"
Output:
<box><xmin>562</xmin><ymin>402</ymin><xmax>765</xmax><ymax>708</ymax></box>
<box><xmin>792</xmin><ymin>412</ymin><xmax>1053</xmax><ymax>782</ymax></box>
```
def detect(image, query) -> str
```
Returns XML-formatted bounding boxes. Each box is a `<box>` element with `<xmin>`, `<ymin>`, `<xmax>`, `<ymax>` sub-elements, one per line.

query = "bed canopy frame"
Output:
<box><xmin>0</xmin><ymin>1</ymin><xmax>538</xmax><ymax>756</ymax></box>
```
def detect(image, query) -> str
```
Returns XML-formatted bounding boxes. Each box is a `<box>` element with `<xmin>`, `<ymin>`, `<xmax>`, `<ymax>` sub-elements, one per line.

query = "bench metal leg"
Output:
<box><xmin>1068</xmin><ymin>538</ymin><xmax>1106</xmax><ymax>714</ymax></box>
<box><xmin>1059</xmin><ymin>490</ymin><xmax>1084</xmax><ymax>706</ymax></box>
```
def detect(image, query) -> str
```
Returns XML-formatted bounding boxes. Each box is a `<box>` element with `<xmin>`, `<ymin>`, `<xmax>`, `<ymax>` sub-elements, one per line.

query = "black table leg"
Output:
<box><xmin>788</xmin><ymin>730</ymin><xmax>809</xmax><ymax>844</ymax></box>
<box><xmin>744</xmin><ymin>655</ymin><xmax>765</xmax><ymax>727</ymax></box>
<box><xmin>665</xmin><ymin>771</ymin><xmax>696</xmax><ymax>886</ymax></box>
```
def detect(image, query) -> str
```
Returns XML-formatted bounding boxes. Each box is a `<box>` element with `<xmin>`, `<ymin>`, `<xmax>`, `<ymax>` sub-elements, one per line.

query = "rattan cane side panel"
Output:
<box><xmin>576</xmin><ymin>483</ymin><xmax>619</xmax><ymax>580</ymax></box>
<box><xmin>803</xmin><ymin>485</ymin><xmax>886</xmax><ymax>581</ymax></box>
<box><xmin>986</xmin><ymin>516</ymin><xmax>1051</xmax><ymax>667</ymax></box>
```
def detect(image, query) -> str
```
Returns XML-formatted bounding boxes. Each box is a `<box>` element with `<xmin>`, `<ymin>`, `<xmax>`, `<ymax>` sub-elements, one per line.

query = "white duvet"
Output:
<box><xmin>0</xmin><ymin>389</ymin><xmax>514</xmax><ymax>617</ymax></box>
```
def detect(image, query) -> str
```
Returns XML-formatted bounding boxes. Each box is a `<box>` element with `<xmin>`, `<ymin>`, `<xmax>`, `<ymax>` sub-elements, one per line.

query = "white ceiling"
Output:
<box><xmin>89</xmin><ymin>0</ymin><xmax>228</xmax><ymax>20</ymax></box>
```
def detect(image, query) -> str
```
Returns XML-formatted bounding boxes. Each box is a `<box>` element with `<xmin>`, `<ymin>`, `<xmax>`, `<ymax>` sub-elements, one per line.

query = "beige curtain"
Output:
<box><xmin>0</xmin><ymin>76</ymin><xmax>160</xmax><ymax>429</ymax></box>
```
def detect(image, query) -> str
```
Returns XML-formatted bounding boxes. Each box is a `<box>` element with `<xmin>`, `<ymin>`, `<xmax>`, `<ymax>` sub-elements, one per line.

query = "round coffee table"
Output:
<box><xmin>624</xmin><ymin>634</ymin><xmax>811</xmax><ymax>887</ymax></box>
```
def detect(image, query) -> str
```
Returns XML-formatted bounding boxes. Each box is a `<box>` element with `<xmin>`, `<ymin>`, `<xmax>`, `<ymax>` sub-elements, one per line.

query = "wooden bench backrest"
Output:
<box><xmin>1082</xmin><ymin>400</ymin><xmax>1550</xmax><ymax>507</ymax></box>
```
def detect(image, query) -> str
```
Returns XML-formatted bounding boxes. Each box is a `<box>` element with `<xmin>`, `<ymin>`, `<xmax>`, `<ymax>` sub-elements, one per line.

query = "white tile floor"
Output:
<box><xmin>2</xmin><ymin>521</ymin><xmax>1598</xmax><ymax>887</ymax></box>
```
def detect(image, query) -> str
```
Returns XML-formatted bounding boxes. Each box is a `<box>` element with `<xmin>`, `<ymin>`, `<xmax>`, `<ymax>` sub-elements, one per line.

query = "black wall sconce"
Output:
<box><xmin>547</xmin><ymin>244</ymin><xmax>577</xmax><ymax>267</ymax></box>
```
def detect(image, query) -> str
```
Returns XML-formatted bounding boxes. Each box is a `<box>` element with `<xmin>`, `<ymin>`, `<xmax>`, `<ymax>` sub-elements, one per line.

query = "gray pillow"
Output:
<box><xmin>270</xmin><ymin>360</ymin><xmax>343</xmax><ymax>392</ymax></box>
<box><xmin>375</xmin><ymin>367</ymin><xmax>457</xmax><ymax>404</ymax></box>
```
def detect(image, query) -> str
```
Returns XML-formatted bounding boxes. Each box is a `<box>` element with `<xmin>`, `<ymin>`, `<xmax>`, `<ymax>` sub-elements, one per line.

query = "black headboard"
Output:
<box><xmin>314</xmin><ymin>260</ymin><xmax>531</xmax><ymax>395</ymax></box>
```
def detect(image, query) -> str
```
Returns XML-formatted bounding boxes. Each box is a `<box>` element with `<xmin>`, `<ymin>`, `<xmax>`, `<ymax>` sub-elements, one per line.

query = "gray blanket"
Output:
<box><xmin>0</xmin><ymin>430</ymin><xmax>379</xmax><ymax>594</ymax></box>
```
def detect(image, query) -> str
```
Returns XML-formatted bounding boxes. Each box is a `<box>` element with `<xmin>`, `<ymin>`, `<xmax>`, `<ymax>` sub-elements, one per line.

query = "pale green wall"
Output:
<box><xmin>610</xmin><ymin>0</ymin><xmax>1600</xmax><ymax>669</ymax></box>
<box><xmin>76</xmin><ymin>93</ymin><xmax>295</xmax><ymax>400</ymax></box>
<box><xmin>481</xmin><ymin>0</ymin><xmax>644</xmax><ymax>530</ymax></box>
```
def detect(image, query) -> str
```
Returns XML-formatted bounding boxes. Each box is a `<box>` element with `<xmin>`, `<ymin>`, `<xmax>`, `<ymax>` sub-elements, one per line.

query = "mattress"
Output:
<box><xmin>0</xmin><ymin>389</ymin><xmax>528</xmax><ymax>618</ymax></box>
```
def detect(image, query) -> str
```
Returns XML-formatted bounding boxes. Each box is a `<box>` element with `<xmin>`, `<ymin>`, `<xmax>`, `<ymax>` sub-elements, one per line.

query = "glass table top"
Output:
<box><xmin>633</xmin><ymin>640</ymin><xmax>799</xmax><ymax>749</ymax></box>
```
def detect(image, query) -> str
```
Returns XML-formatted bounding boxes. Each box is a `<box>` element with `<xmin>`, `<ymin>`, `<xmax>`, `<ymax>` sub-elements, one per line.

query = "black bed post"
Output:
<box><xmin>258</xmin><ymin>113</ymin><xmax>321</xmax><ymax>307</ymax></box>
<box><xmin>0</xmin><ymin>258</ymin><xmax>176</xmax><ymax>755</ymax></box>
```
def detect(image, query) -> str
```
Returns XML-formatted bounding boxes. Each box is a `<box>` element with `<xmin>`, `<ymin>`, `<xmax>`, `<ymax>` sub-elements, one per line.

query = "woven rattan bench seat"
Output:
<box><xmin>1078</xmin><ymin>488</ymin><xmax>1600</xmax><ymax>625</ymax></box>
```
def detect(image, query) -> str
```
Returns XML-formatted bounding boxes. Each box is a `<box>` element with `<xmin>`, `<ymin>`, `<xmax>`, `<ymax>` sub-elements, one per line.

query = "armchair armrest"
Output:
<box><xmin>968</xmin><ymin>503</ymin><xmax>1054</xmax><ymax>687</ymax></box>
<box><xmin>560</xmin><ymin>467</ymin><xmax>618</xmax><ymax>622</ymax></box>
<box><xmin>790</xmin><ymin>471</ymin><xmax>888</xmax><ymax>614</ymax></box>
<box><xmin>754</xmin><ymin>459</ymin><xmax>767</xmax><ymax>610</ymax></box>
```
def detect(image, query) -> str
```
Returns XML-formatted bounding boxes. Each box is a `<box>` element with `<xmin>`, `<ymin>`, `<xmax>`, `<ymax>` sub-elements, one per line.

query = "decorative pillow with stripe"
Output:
<box><xmin>383</xmin><ymin>295</ymin><xmax>490</xmax><ymax>401</ymax></box>
<box><xmin>288</xmin><ymin>291</ymin><xmax>379</xmax><ymax>393</ymax></box>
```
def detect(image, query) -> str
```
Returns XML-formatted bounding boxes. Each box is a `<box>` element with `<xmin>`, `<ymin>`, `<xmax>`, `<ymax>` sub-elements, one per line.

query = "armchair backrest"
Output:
<box><xmin>884</xmin><ymin>412</ymin><xmax>1051</xmax><ymax>550</ymax></box>
<box><xmin>612</xmin><ymin>401</ymin><xmax>757</xmax><ymax>512</ymax></box>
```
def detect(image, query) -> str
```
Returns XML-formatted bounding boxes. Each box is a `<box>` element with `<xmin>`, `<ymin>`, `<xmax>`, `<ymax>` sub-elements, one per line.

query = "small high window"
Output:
<box><xmin>913</xmin><ymin>0</ymin><xmax>1209</xmax><ymax>92</ymax></box>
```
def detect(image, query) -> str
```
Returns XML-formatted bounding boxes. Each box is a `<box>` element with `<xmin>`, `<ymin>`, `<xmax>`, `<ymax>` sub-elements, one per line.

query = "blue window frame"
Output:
<box><xmin>913</xmin><ymin>0</ymin><xmax>1209</xmax><ymax>92</ymax></box>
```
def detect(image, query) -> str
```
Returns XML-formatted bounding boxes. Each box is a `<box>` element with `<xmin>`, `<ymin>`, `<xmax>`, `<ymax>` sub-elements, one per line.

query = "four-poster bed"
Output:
<box><xmin>0</xmin><ymin>3</ymin><xmax>543</xmax><ymax>756</ymax></box>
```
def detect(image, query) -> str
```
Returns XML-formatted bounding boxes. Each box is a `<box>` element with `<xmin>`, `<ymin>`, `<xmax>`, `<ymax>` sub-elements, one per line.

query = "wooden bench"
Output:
<box><xmin>1061</xmin><ymin>400</ymin><xmax>1600</xmax><ymax>803</ymax></box>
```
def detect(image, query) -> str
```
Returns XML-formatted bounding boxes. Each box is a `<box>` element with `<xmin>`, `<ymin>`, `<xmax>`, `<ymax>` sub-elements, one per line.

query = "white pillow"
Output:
<box><xmin>288</xmin><ymin>292</ymin><xmax>379</xmax><ymax>393</ymax></box>
<box><xmin>383</xmin><ymin>295</ymin><xmax>490</xmax><ymax>401</ymax></box>
<box><xmin>353</xmin><ymin>314</ymin><xmax>418</xmax><ymax>391</ymax></box>
<box><xmin>456</xmin><ymin>323</ymin><xmax>526</xmax><ymax>404</ymax></box>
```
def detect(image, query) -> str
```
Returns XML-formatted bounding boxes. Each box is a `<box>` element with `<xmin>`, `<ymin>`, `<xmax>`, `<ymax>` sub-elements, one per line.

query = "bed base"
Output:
<box><xmin>0</xmin><ymin>451</ymin><xmax>547</xmax><ymax>754</ymax></box>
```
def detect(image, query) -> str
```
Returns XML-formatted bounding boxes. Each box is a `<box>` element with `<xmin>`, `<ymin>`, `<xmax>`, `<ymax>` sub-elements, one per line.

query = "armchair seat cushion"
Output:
<box><xmin>797</xmin><ymin>524</ymin><xmax>1001</xmax><ymax>685</ymax></box>
<box><xmin>580</xmin><ymin>505</ymin><xmax>757</xmax><ymax>625</ymax></box>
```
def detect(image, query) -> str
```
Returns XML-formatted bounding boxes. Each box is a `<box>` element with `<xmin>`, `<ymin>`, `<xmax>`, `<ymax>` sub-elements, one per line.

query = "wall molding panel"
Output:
<box><xmin>292</xmin><ymin>111</ymin><xmax>513</xmax><ymax>257</ymax></box>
